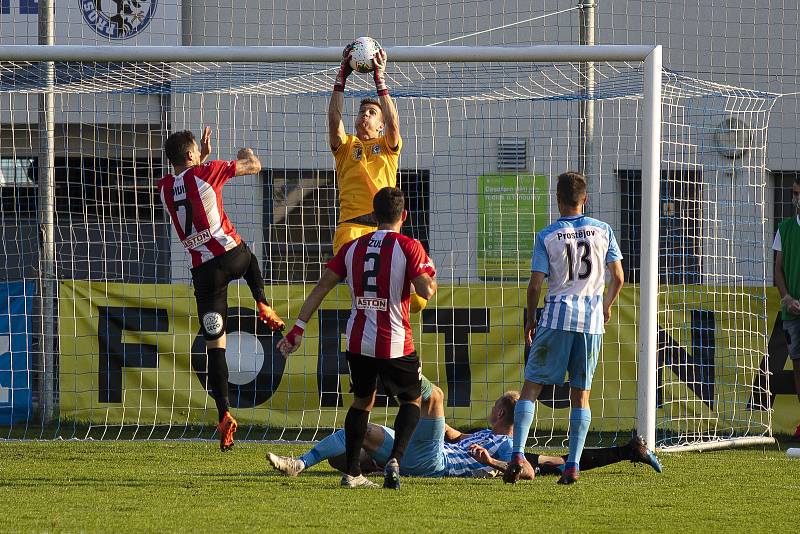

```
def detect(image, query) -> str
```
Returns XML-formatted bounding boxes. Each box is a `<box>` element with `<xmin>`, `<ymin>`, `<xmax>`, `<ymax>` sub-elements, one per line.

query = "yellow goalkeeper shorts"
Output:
<box><xmin>332</xmin><ymin>222</ymin><xmax>377</xmax><ymax>255</ymax></box>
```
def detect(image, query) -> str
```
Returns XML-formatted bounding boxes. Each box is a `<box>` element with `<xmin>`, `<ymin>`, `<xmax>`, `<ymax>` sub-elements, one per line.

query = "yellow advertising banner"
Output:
<box><xmin>58</xmin><ymin>280</ymin><xmax>798</xmax><ymax>434</ymax></box>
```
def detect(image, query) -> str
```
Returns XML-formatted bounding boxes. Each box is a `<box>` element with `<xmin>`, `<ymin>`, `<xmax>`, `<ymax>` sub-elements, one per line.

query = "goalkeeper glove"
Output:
<box><xmin>372</xmin><ymin>49</ymin><xmax>389</xmax><ymax>96</ymax></box>
<box><xmin>334</xmin><ymin>43</ymin><xmax>354</xmax><ymax>92</ymax></box>
<box><xmin>409</xmin><ymin>293</ymin><xmax>428</xmax><ymax>314</ymax></box>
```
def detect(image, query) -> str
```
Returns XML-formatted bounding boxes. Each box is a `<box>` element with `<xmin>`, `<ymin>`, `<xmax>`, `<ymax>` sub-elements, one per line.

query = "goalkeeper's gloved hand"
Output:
<box><xmin>409</xmin><ymin>292</ymin><xmax>428</xmax><ymax>314</ymax></box>
<box><xmin>372</xmin><ymin>48</ymin><xmax>389</xmax><ymax>96</ymax></box>
<box><xmin>334</xmin><ymin>43</ymin><xmax>354</xmax><ymax>92</ymax></box>
<box><xmin>277</xmin><ymin>320</ymin><xmax>306</xmax><ymax>357</ymax></box>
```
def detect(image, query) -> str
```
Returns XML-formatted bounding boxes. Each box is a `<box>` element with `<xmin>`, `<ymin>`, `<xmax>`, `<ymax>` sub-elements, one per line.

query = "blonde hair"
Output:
<box><xmin>497</xmin><ymin>391</ymin><xmax>520</xmax><ymax>425</ymax></box>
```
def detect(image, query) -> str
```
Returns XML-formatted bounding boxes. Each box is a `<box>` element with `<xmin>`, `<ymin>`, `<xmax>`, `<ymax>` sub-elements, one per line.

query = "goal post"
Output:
<box><xmin>0</xmin><ymin>44</ymin><xmax>775</xmax><ymax>451</ymax></box>
<box><xmin>639</xmin><ymin>45</ymin><xmax>662</xmax><ymax>451</ymax></box>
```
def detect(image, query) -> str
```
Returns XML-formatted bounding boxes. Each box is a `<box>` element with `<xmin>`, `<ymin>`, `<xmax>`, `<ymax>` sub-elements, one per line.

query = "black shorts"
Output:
<box><xmin>191</xmin><ymin>243</ymin><xmax>253</xmax><ymax>340</ymax></box>
<box><xmin>346</xmin><ymin>351</ymin><xmax>422</xmax><ymax>402</ymax></box>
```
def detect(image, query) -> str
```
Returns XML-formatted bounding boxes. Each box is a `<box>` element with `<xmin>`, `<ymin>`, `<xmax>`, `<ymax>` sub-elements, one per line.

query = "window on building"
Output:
<box><xmin>0</xmin><ymin>155</ymin><xmax>170</xmax><ymax>282</ymax></box>
<box><xmin>263</xmin><ymin>169</ymin><xmax>430</xmax><ymax>283</ymax></box>
<box><xmin>0</xmin><ymin>157</ymin><xmax>35</xmax><ymax>187</ymax></box>
<box><xmin>618</xmin><ymin>168</ymin><xmax>702</xmax><ymax>285</ymax></box>
<box><xmin>772</xmin><ymin>171</ymin><xmax>799</xmax><ymax>236</ymax></box>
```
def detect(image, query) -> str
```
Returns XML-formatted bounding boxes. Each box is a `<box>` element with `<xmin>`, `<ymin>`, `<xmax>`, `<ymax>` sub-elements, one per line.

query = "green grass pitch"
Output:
<box><xmin>1</xmin><ymin>441</ymin><xmax>798</xmax><ymax>532</ymax></box>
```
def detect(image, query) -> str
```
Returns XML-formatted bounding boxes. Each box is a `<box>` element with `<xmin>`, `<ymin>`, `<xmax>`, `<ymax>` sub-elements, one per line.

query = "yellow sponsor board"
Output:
<box><xmin>58</xmin><ymin>280</ymin><xmax>797</xmax><ymax>434</ymax></box>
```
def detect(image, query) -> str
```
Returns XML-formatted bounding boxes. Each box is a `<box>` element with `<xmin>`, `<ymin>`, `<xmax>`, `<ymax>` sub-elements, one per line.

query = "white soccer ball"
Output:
<box><xmin>349</xmin><ymin>37</ymin><xmax>382</xmax><ymax>73</ymax></box>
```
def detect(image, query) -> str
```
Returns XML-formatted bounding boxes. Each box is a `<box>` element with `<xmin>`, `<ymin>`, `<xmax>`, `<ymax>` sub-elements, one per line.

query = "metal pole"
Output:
<box><xmin>638</xmin><ymin>45</ymin><xmax>663</xmax><ymax>450</ymax></box>
<box><xmin>181</xmin><ymin>0</ymin><xmax>193</xmax><ymax>46</ymax></box>
<box><xmin>37</xmin><ymin>0</ymin><xmax>57</xmax><ymax>424</ymax></box>
<box><xmin>578</xmin><ymin>1</ymin><xmax>596</xmax><ymax>184</ymax></box>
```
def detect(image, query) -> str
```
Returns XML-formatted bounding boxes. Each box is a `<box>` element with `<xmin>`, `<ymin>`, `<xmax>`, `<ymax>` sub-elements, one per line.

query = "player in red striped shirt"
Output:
<box><xmin>159</xmin><ymin>128</ymin><xmax>285</xmax><ymax>452</ymax></box>
<box><xmin>278</xmin><ymin>187</ymin><xmax>437</xmax><ymax>489</ymax></box>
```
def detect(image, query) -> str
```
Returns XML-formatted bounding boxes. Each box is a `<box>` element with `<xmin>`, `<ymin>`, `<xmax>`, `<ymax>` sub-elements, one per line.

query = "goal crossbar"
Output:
<box><xmin>0</xmin><ymin>44</ymin><xmax>656</xmax><ymax>63</ymax></box>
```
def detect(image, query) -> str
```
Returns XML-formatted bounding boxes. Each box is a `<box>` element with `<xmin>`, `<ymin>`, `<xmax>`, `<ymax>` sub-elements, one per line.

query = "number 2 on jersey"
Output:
<box><xmin>565</xmin><ymin>241</ymin><xmax>592</xmax><ymax>281</ymax></box>
<box><xmin>174</xmin><ymin>198</ymin><xmax>193</xmax><ymax>236</ymax></box>
<box><xmin>363</xmin><ymin>252</ymin><xmax>381</xmax><ymax>293</ymax></box>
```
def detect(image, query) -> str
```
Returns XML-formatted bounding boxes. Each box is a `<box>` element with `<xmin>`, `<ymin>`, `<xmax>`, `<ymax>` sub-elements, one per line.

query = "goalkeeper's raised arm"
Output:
<box><xmin>372</xmin><ymin>48</ymin><xmax>400</xmax><ymax>152</ymax></box>
<box><xmin>327</xmin><ymin>43</ymin><xmax>352</xmax><ymax>152</ymax></box>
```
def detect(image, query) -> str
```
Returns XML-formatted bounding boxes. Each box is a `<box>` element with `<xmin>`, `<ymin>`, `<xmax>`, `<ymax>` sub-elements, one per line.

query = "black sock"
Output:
<box><xmin>537</xmin><ymin>458</ymin><xmax>566</xmax><ymax>476</ymax></box>
<box><xmin>243</xmin><ymin>252</ymin><xmax>267</xmax><ymax>303</ymax></box>
<box><xmin>207</xmin><ymin>347</ymin><xmax>230</xmax><ymax>422</ymax></box>
<box><xmin>389</xmin><ymin>403</ymin><xmax>421</xmax><ymax>462</ymax></box>
<box><xmin>575</xmin><ymin>446</ymin><xmax>624</xmax><ymax>471</ymax></box>
<box><xmin>344</xmin><ymin>407</ymin><xmax>370</xmax><ymax>477</ymax></box>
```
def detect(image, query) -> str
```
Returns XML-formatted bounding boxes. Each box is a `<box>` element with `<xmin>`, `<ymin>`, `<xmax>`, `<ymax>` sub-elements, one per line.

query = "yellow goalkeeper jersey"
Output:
<box><xmin>334</xmin><ymin>133</ymin><xmax>401</xmax><ymax>222</ymax></box>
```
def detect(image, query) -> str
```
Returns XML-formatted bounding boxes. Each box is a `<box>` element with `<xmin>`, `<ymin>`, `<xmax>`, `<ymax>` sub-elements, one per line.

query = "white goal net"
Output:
<box><xmin>0</xmin><ymin>47</ymin><xmax>776</xmax><ymax>450</ymax></box>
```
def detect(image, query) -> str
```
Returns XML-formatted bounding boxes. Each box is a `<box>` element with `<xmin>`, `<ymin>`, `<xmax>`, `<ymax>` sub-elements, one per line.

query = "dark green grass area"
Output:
<box><xmin>1</xmin><ymin>441</ymin><xmax>798</xmax><ymax>533</ymax></box>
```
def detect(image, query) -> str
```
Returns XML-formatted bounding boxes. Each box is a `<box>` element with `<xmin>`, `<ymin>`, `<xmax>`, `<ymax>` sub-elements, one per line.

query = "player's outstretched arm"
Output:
<box><xmin>443</xmin><ymin>422</ymin><xmax>466</xmax><ymax>442</ymax></box>
<box><xmin>411</xmin><ymin>273</ymin><xmax>437</xmax><ymax>300</ymax></box>
<box><xmin>234</xmin><ymin>147</ymin><xmax>262</xmax><ymax>176</ymax></box>
<box><xmin>603</xmin><ymin>260</ymin><xmax>625</xmax><ymax>324</ymax></box>
<box><xmin>328</xmin><ymin>92</ymin><xmax>347</xmax><ymax>152</ymax></box>
<box><xmin>372</xmin><ymin>49</ymin><xmax>401</xmax><ymax>151</ymax></box>
<box><xmin>329</xmin><ymin>44</ymin><xmax>352</xmax><ymax>151</ymax></box>
<box><xmin>525</xmin><ymin>271</ymin><xmax>545</xmax><ymax>345</ymax></box>
<box><xmin>276</xmin><ymin>268</ymin><xmax>343</xmax><ymax>356</ymax></box>
<box><xmin>199</xmin><ymin>126</ymin><xmax>212</xmax><ymax>163</ymax></box>
<box><xmin>469</xmin><ymin>445</ymin><xmax>536</xmax><ymax>480</ymax></box>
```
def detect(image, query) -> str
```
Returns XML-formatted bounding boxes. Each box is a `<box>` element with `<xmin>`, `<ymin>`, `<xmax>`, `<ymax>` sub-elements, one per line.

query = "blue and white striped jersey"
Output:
<box><xmin>440</xmin><ymin>429</ymin><xmax>512</xmax><ymax>477</ymax></box>
<box><xmin>531</xmin><ymin>214</ymin><xmax>622</xmax><ymax>334</ymax></box>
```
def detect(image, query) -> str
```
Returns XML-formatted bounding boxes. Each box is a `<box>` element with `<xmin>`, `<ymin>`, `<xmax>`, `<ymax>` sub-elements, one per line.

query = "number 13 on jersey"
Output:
<box><xmin>565</xmin><ymin>241</ymin><xmax>592</xmax><ymax>281</ymax></box>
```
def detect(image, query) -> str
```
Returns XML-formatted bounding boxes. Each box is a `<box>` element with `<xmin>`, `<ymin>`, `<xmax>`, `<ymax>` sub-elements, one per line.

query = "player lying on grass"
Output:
<box><xmin>159</xmin><ymin>127</ymin><xmax>285</xmax><ymax>452</ymax></box>
<box><xmin>267</xmin><ymin>378</ymin><xmax>662</xmax><ymax>480</ymax></box>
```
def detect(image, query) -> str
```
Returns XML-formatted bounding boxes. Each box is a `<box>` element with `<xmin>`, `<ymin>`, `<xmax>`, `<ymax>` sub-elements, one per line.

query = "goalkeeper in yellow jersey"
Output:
<box><xmin>328</xmin><ymin>43</ymin><xmax>427</xmax><ymax>312</ymax></box>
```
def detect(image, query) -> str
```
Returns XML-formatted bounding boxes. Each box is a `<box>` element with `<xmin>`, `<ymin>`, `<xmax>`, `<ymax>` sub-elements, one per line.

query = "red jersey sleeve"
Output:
<box><xmin>156</xmin><ymin>176</ymin><xmax>168</xmax><ymax>200</ymax></box>
<box><xmin>401</xmin><ymin>237</ymin><xmax>435</xmax><ymax>280</ymax></box>
<box><xmin>194</xmin><ymin>160</ymin><xmax>237</xmax><ymax>189</ymax></box>
<box><xmin>326</xmin><ymin>240</ymin><xmax>353</xmax><ymax>278</ymax></box>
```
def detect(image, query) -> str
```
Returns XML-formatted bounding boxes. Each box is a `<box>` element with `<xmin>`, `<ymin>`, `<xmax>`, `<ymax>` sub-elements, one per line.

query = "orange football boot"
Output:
<box><xmin>257</xmin><ymin>302</ymin><xmax>285</xmax><ymax>331</ymax></box>
<box><xmin>217</xmin><ymin>411</ymin><xmax>238</xmax><ymax>452</ymax></box>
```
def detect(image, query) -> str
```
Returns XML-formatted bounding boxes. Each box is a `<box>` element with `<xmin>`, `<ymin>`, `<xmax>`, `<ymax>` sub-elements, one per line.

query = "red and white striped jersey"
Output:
<box><xmin>327</xmin><ymin>230</ymin><xmax>436</xmax><ymax>359</ymax></box>
<box><xmin>158</xmin><ymin>160</ymin><xmax>242</xmax><ymax>268</ymax></box>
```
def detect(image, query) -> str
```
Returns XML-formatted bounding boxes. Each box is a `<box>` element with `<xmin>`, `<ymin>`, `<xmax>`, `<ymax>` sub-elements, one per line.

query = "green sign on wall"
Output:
<box><xmin>477</xmin><ymin>173</ymin><xmax>550</xmax><ymax>280</ymax></box>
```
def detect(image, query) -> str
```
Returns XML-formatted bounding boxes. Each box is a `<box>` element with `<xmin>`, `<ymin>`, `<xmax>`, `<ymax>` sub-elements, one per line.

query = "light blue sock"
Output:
<box><xmin>512</xmin><ymin>399</ymin><xmax>536</xmax><ymax>454</ymax></box>
<box><xmin>299</xmin><ymin>429</ymin><xmax>346</xmax><ymax>469</ymax></box>
<box><xmin>566</xmin><ymin>408</ymin><xmax>591</xmax><ymax>470</ymax></box>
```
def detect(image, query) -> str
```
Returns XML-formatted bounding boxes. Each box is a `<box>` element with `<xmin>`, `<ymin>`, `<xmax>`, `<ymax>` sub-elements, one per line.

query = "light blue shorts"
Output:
<box><xmin>524</xmin><ymin>326</ymin><xmax>602</xmax><ymax>390</ymax></box>
<box><xmin>372</xmin><ymin>417</ymin><xmax>446</xmax><ymax>477</ymax></box>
